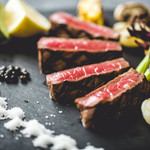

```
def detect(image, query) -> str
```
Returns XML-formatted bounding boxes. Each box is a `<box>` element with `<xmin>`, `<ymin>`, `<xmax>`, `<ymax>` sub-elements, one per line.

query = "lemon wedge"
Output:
<box><xmin>0</xmin><ymin>3</ymin><xmax>9</xmax><ymax>42</ymax></box>
<box><xmin>5</xmin><ymin>0</ymin><xmax>51</xmax><ymax>37</ymax></box>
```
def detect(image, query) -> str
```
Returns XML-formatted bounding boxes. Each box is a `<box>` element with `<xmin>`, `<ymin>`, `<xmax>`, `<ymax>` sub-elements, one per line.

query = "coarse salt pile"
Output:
<box><xmin>0</xmin><ymin>97</ymin><xmax>104</xmax><ymax>150</ymax></box>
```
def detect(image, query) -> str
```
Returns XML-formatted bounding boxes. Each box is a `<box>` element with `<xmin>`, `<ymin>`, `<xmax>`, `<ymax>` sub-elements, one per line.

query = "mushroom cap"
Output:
<box><xmin>114</xmin><ymin>2</ymin><xmax>150</xmax><ymax>22</ymax></box>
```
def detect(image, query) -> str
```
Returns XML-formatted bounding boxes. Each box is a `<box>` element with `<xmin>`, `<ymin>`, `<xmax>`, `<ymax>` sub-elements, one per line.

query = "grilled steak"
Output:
<box><xmin>46</xmin><ymin>58</ymin><xmax>130</xmax><ymax>103</ymax></box>
<box><xmin>75</xmin><ymin>68</ymin><xmax>150</xmax><ymax>128</ymax></box>
<box><xmin>37</xmin><ymin>37</ymin><xmax>122</xmax><ymax>74</ymax></box>
<box><xmin>49</xmin><ymin>12</ymin><xmax>120</xmax><ymax>40</ymax></box>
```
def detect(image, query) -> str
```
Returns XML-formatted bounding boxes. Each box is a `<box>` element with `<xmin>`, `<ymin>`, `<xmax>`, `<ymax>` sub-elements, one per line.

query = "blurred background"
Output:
<box><xmin>1</xmin><ymin>0</ymin><xmax>150</xmax><ymax>12</ymax></box>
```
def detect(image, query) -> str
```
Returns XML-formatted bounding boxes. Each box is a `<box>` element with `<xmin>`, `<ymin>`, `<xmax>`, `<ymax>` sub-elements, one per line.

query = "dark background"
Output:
<box><xmin>1</xmin><ymin>0</ymin><xmax>150</xmax><ymax>12</ymax></box>
<box><xmin>0</xmin><ymin>0</ymin><xmax>150</xmax><ymax>150</ymax></box>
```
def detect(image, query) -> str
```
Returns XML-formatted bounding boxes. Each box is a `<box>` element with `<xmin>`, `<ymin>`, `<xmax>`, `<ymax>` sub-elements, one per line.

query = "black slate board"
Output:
<box><xmin>0</xmin><ymin>10</ymin><xmax>150</xmax><ymax>150</ymax></box>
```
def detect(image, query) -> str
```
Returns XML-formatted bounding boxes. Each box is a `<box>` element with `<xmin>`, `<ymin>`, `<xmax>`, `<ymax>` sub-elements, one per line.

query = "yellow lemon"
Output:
<box><xmin>5</xmin><ymin>0</ymin><xmax>51</xmax><ymax>37</ymax></box>
<box><xmin>0</xmin><ymin>3</ymin><xmax>9</xmax><ymax>42</ymax></box>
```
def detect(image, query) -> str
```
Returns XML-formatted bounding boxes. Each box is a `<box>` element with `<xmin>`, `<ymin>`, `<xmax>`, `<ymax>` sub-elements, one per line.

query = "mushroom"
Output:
<box><xmin>114</xmin><ymin>2</ymin><xmax>150</xmax><ymax>22</ymax></box>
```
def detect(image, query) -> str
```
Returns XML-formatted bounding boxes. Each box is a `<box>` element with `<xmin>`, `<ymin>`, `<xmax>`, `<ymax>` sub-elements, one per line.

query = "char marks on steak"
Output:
<box><xmin>46</xmin><ymin>58</ymin><xmax>130</xmax><ymax>103</ymax></box>
<box><xmin>75</xmin><ymin>68</ymin><xmax>150</xmax><ymax>128</ymax></box>
<box><xmin>37</xmin><ymin>37</ymin><xmax>122</xmax><ymax>74</ymax></box>
<box><xmin>49</xmin><ymin>12</ymin><xmax>120</xmax><ymax>40</ymax></box>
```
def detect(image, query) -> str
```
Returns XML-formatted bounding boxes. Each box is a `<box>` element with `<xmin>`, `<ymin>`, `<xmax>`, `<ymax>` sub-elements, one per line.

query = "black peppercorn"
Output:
<box><xmin>0</xmin><ymin>66</ymin><xmax>6</xmax><ymax>72</ymax></box>
<box><xmin>0</xmin><ymin>73</ymin><xmax>5</xmax><ymax>81</ymax></box>
<box><xmin>5</xmin><ymin>69</ymin><xmax>12</xmax><ymax>76</ymax></box>
<box><xmin>0</xmin><ymin>65</ymin><xmax>30</xmax><ymax>84</ymax></box>
<box><xmin>20</xmin><ymin>75</ymin><xmax>28</xmax><ymax>83</ymax></box>
<box><xmin>14</xmin><ymin>66</ymin><xmax>21</xmax><ymax>75</ymax></box>
<box><xmin>5</xmin><ymin>75</ymin><xmax>11</xmax><ymax>84</ymax></box>
<box><xmin>10</xmin><ymin>74</ymin><xmax>16</xmax><ymax>82</ymax></box>
<box><xmin>7</xmin><ymin>65</ymin><xmax>15</xmax><ymax>73</ymax></box>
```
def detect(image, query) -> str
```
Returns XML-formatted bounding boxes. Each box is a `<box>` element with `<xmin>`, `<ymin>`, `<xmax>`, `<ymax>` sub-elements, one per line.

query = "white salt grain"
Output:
<box><xmin>51</xmin><ymin>134</ymin><xmax>78</xmax><ymax>150</ymax></box>
<box><xmin>58</xmin><ymin>111</ymin><xmax>63</xmax><ymax>114</ymax></box>
<box><xmin>82</xmin><ymin>145</ymin><xmax>104</xmax><ymax>150</ymax></box>
<box><xmin>0</xmin><ymin>107</ymin><xmax>7</xmax><ymax>120</ymax></box>
<box><xmin>0</xmin><ymin>97</ymin><xmax>104</xmax><ymax>150</ymax></box>
<box><xmin>15</xmin><ymin>136</ymin><xmax>19</xmax><ymax>140</ymax></box>
<box><xmin>0</xmin><ymin>97</ymin><xmax>8</xmax><ymax>120</ymax></box>
<box><xmin>21</xmin><ymin>119</ymin><xmax>53</xmax><ymax>137</ymax></box>
<box><xmin>45</xmin><ymin>116</ymin><xmax>49</xmax><ymax>119</ymax></box>
<box><xmin>0</xmin><ymin>97</ymin><xmax>7</xmax><ymax>109</ymax></box>
<box><xmin>4</xmin><ymin>118</ymin><xmax>23</xmax><ymax>131</ymax></box>
<box><xmin>0</xmin><ymin>134</ymin><xmax>4</xmax><ymax>138</ymax></box>
<box><xmin>7</xmin><ymin>107</ymin><xmax>25</xmax><ymax>119</ymax></box>
<box><xmin>33</xmin><ymin>134</ymin><xmax>54</xmax><ymax>148</ymax></box>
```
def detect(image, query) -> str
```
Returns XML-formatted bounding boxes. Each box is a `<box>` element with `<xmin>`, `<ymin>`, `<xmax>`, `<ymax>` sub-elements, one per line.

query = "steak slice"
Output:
<box><xmin>46</xmin><ymin>58</ymin><xmax>130</xmax><ymax>103</ymax></box>
<box><xmin>49</xmin><ymin>12</ymin><xmax>120</xmax><ymax>40</ymax></box>
<box><xmin>37</xmin><ymin>37</ymin><xmax>122</xmax><ymax>74</ymax></box>
<box><xmin>75</xmin><ymin>68</ymin><xmax>150</xmax><ymax>128</ymax></box>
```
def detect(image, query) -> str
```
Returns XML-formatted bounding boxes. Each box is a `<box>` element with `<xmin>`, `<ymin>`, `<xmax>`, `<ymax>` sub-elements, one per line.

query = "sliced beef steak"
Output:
<box><xmin>46</xmin><ymin>58</ymin><xmax>130</xmax><ymax>103</ymax></box>
<box><xmin>49</xmin><ymin>12</ymin><xmax>119</xmax><ymax>40</ymax></box>
<box><xmin>75</xmin><ymin>68</ymin><xmax>150</xmax><ymax>128</ymax></box>
<box><xmin>37</xmin><ymin>37</ymin><xmax>122</xmax><ymax>74</ymax></box>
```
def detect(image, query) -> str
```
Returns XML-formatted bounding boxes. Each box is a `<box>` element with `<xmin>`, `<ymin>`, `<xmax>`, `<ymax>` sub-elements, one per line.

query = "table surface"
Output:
<box><xmin>0</xmin><ymin>1</ymin><xmax>150</xmax><ymax>150</ymax></box>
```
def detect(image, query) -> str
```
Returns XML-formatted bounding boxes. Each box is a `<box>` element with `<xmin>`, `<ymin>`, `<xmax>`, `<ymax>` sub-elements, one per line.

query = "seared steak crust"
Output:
<box><xmin>50</xmin><ymin>22</ymin><xmax>103</xmax><ymax>40</ymax></box>
<box><xmin>48</xmin><ymin>69</ymin><xmax>128</xmax><ymax>103</ymax></box>
<box><xmin>49</xmin><ymin>12</ymin><xmax>119</xmax><ymax>40</ymax></box>
<box><xmin>75</xmin><ymin>69</ymin><xmax>150</xmax><ymax>128</ymax></box>
<box><xmin>50</xmin><ymin>22</ymin><xmax>119</xmax><ymax>40</ymax></box>
<box><xmin>46</xmin><ymin>58</ymin><xmax>130</xmax><ymax>103</ymax></box>
<box><xmin>38</xmin><ymin>49</ymin><xmax>122</xmax><ymax>74</ymax></box>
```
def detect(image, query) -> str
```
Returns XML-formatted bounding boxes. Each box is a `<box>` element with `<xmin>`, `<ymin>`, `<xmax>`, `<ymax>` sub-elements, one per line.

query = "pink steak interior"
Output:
<box><xmin>75</xmin><ymin>69</ymin><xmax>143</xmax><ymax>108</ymax></box>
<box><xmin>37</xmin><ymin>37</ymin><xmax>121</xmax><ymax>52</ymax></box>
<box><xmin>50</xmin><ymin>12</ymin><xmax>119</xmax><ymax>39</ymax></box>
<box><xmin>46</xmin><ymin>58</ymin><xmax>129</xmax><ymax>84</ymax></box>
